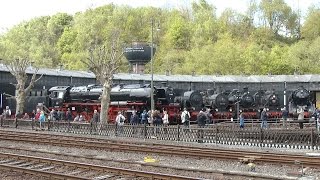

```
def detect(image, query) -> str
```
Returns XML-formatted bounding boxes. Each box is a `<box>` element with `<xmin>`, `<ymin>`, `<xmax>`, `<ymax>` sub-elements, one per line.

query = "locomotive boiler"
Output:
<box><xmin>174</xmin><ymin>91</ymin><xmax>203</xmax><ymax>111</ymax></box>
<box><xmin>227</xmin><ymin>88</ymin><xmax>255</xmax><ymax>109</ymax></box>
<box><xmin>205</xmin><ymin>92</ymin><xmax>229</xmax><ymax>111</ymax></box>
<box><xmin>291</xmin><ymin>86</ymin><xmax>311</xmax><ymax>106</ymax></box>
<box><xmin>264</xmin><ymin>90</ymin><xmax>281</xmax><ymax>110</ymax></box>
<box><xmin>239</xmin><ymin>91</ymin><xmax>255</xmax><ymax>109</ymax></box>
<box><xmin>49</xmin><ymin>84</ymin><xmax>176</xmax><ymax>106</ymax></box>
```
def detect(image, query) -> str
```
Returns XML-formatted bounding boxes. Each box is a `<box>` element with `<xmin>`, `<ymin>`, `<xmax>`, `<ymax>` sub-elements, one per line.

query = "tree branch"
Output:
<box><xmin>25</xmin><ymin>70</ymin><xmax>43</xmax><ymax>93</ymax></box>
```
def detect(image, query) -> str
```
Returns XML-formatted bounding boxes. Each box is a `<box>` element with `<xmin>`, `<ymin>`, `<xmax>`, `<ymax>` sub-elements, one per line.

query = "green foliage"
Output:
<box><xmin>259</xmin><ymin>0</ymin><xmax>299</xmax><ymax>37</ymax></box>
<box><xmin>218</xmin><ymin>9</ymin><xmax>254</xmax><ymax>40</ymax></box>
<box><xmin>301</xmin><ymin>8</ymin><xmax>320</xmax><ymax>40</ymax></box>
<box><xmin>190</xmin><ymin>0</ymin><xmax>218</xmax><ymax>47</ymax></box>
<box><xmin>166</xmin><ymin>12</ymin><xmax>191</xmax><ymax>49</ymax></box>
<box><xmin>0</xmin><ymin>0</ymin><xmax>319</xmax><ymax>75</ymax></box>
<box><xmin>287</xmin><ymin>37</ymin><xmax>320</xmax><ymax>74</ymax></box>
<box><xmin>241</xmin><ymin>42</ymin><xmax>269</xmax><ymax>74</ymax></box>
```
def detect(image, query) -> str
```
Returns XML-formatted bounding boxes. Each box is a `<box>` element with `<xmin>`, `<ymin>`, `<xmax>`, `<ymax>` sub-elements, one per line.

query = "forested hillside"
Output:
<box><xmin>0</xmin><ymin>0</ymin><xmax>320</xmax><ymax>75</ymax></box>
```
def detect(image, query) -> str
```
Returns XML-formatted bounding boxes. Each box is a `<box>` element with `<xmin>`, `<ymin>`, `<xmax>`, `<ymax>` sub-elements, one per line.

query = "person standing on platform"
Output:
<box><xmin>130</xmin><ymin>111</ymin><xmax>139</xmax><ymax>125</ymax></box>
<box><xmin>4</xmin><ymin>106</ymin><xmax>11</xmax><ymax>119</ymax></box>
<box><xmin>162</xmin><ymin>110</ymin><xmax>169</xmax><ymax>133</ymax></box>
<box><xmin>116</xmin><ymin>111</ymin><xmax>125</xmax><ymax>134</ymax></box>
<box><xmin>66</xmin><ymin>108</ymin><xmax>73</xmax><ymax>122</ymax></box>
<box><xmin>197</xmin><ymin>108</ymin><xmax>207</xmax><ymax>143</ymax></box>
<box><xmin>260</xmin><ymin>108</ymin><xmax>268</xmax><ymax>129</ymax></box>
<box><xmin>181</xmin><ymin>108</ymin><xmax>191</xmax><ymax>128</ymax></box>
<box><xmin>239</xmin><ymin>111</ymin><xmax>245</xmax><ymax>129</ymax></box>
<box><xmin>298</xmin><ymin>110</ymin><xmax>304</xmax><ymax>129</ymax></box>
<box><xmin>39</xmin><ymin>111</ymin><xmax>46</xmax><ymax>130</ymax></box>
<box><xmin>140</xmin><ymin>110</ymin><xmax>148</xmax><ymax>124</ymax></box>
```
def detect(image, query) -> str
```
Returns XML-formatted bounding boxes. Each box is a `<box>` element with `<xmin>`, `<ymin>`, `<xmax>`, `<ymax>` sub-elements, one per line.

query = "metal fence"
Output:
<box><xmin>1</xmin><ymin>118</ymin><xmax>320</xmax><ymax>150</ymax></box>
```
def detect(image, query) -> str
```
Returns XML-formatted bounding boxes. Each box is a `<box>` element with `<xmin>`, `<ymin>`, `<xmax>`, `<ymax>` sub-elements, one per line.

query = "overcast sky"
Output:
<box><xmin>0</xmin><ymin>0</ymin><xmax>316</xmax><ymax>34</ymax></box>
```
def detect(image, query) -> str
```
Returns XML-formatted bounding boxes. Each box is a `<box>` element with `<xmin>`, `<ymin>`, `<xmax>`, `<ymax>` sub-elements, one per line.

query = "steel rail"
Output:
<box><xmin>0</xmin><ymin>130</ymin><xmax>319</xmax><ymax>168</ymax></box>
<box><xmin>0</xmin><ymin>146</ymin><xmax>288</xmax><ymax>180</ymax></box>
<box><xmin>0</xmin><ymin>152</ymin><xmax>201</xmax><ymax>180</ymax></box>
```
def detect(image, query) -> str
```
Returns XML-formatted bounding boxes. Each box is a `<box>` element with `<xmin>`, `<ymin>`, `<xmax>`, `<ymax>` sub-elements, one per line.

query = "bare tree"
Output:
<box><xmin>83</xmin><ymin>32</ymin><xmax>123</xmax><ymax>124</ymax></box>
<box><xmin>6</xmin><ymin>58</ymin><xmax>43</xmax><ymax>115</ymax></box>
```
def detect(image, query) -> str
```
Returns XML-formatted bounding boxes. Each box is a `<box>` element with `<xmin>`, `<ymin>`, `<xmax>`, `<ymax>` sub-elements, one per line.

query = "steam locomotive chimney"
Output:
<box><xmin>189</xmin><ymin>82</ymin><xmax>195</xmax><ymax>91</ymax></box>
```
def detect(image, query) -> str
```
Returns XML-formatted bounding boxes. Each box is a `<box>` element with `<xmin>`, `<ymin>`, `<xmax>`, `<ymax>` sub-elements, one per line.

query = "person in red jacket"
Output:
<box><xmin>35</xmin><ymin>108</ymin><xmax>41</xmax><ymax>121</ymax></box>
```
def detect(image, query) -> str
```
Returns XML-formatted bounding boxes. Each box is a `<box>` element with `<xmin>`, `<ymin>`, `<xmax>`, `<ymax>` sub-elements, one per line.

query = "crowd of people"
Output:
<box><xmin>114</xmin><ymin>109</ymin><xmax>170</xmax><ymax>127</ymax></box>
<box><xmin>2</xmin><ymin>104</ymin><xmax>320</xmax><ymax>131</ymax></box>
<box><xmin>112</xmin><ymin>107</ymin><xmax>215</xmax><ymax>129</ymax></box>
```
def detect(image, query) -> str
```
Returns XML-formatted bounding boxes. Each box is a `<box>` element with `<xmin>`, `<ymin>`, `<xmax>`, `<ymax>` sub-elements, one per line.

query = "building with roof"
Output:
<box><xmin>0</xmin><ymin>63</ymin><xmax>319</xmax><ymax>94</ymax></box>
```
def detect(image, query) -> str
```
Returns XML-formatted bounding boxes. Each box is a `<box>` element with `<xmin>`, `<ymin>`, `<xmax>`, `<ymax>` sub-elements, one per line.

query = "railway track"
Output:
<box><xmin>0</xmin><ymin>129</ymin><xmax>319</xmax><ymax>168</ymax></box>
<box><xmin>0</xmin><ymin>152</ymin><xmax>202</xmax><ymax>180</ymax></box>
<box><xmin>0</xmin><ymin>145</ymin><xmax>289</xmax><ymax>180</ymax></box>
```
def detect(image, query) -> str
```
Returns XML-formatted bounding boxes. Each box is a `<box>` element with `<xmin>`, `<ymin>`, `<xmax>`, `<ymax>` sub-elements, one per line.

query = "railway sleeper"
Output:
<box><xmin>238</xmin><ymin>156</ymin><xmax>261</xmax><ymax>164</ymax></box>
<box><xmin>0</xmin><ymin>159</ymin><xmax>15</xmax><ymax>164</ymax></box>
<box><xmin>6</xmin><ymin>161</ymin><xmax>25</xmax><ymax>165</ymax></box>
<box><xmin>93</xmin><ymin>174</ymin><xmax>115</xmax><ymax>180</ymax></box>
<box><xmin>16</xmin><ymin>162</ymin><xmax>34</xmax><ymax>167</ymax></box>
<box><xmin>66</xmin><ymin>170</ymin><xmax>83</xmax><ymax>175</ymax></box>
<box><xmin>286</xmin><ymin>170</ymin><xmax>304</xmax><ymax>177</ymax></box>
<box><xmin>38</xmin><ymin>166</ymin><xmax>55</xmax><ymax>171</ymax></box>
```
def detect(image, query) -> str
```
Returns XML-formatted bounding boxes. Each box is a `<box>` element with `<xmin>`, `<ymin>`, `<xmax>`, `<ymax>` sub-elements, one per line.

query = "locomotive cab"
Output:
<box><xmin>48</xmin><ymin>86</ymin><xmax>71</xmax><ymax>107</ymax></box>
<box><xmin>155</xmin><ymin>87</ymin><xmax>175</xmax><ymax>105</ymax></box>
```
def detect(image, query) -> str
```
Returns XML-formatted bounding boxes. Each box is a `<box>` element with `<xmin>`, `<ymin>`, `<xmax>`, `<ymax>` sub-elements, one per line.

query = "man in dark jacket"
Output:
<box><xmin>92</xmin><ymin>109</ymin><xmax>100</xmax><ymax>123</ymax></box>
<box><xmin>197</xmin><ymin>108</ymin><xmax>207</xmax><ymax>143</ymax></box>
<box><xmin>197</xmin><ymin>109</ymin><xmax>207</xmax><ymax>127</ymax></box>
<box><xmin>91</xmin><ymin>109</ymin><xmax>100</xmax><ymax>134</ymax></box>
<box><xmin>130</xmin><ymin>111</ymin><xmax>139</xmax><ymax>124</ymax></box>
<box><xmin>66</xmin><ymin>108</ymin><xmax>73</xmax><ymax>122</ymax></box>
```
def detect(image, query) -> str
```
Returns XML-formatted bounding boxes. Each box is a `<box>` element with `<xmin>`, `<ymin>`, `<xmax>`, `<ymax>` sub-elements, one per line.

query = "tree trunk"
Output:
<box><xmin>16</xmin><ymin>90</ymin><xmax>26</xmax><ymax>115</ymax></box>
<box><xmin>100</xmin><ymin>81</ymin><xmax>112</xmax><ymax>124</ymax></box>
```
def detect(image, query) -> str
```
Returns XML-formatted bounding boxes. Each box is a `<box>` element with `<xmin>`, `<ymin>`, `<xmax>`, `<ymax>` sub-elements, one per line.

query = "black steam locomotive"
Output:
<box><xmin>203</xmin><ymin>86</ymin><xmax>314</xmax><ymax>119</ymax></box>
<box><xmin>48</xmin><ymin>84</ymin><xmax>202</xmax><ymax>110</ymax></box>
<box><xmin>3</xmin><ymin>82</ymin><xmax>315</xmax><ymax>121</ymax></box>
<box><xmin>204</xmin><ymin>88</ymin><xmax>256</xmax><ymax>111</ymax></box>
<box><xmin>4</xmin><ymin>83</ymin><xmax>204</xmax><ymax>123</ymax></box>
<box><xmin>289</xmin><ymin>86</ymin><xmax>314</xmax><ymax>114</ymax></box>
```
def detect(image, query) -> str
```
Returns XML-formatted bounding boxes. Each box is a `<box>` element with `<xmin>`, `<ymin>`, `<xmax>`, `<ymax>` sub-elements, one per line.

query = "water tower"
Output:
<box><xmin>124</xmin><ymin>42</ymin><xmax>155</xmax><ymax>74</ymax></box>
